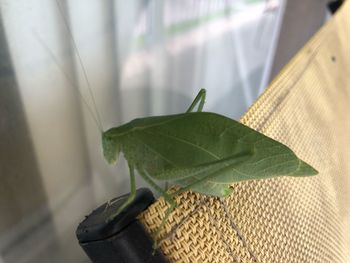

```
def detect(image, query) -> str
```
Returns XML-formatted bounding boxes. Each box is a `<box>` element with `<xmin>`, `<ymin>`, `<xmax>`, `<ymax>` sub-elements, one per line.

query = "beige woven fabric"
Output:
<box><xmin>138</xmin><ymin>3</ymin><xmax>350</xmax><ymax>262</ymax></box>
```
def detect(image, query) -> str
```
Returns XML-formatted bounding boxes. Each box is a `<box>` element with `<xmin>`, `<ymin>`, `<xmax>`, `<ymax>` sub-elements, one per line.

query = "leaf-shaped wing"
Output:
<box><xmin>109</xmin><ymin>112</ymin><xmax>317</xmax><ymax>197</ymax></box>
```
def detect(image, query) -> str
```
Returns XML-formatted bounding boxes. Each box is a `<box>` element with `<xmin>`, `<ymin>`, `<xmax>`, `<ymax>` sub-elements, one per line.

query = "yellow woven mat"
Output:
<box><xmin>138</xmin><ymin>3</ymin><xmax>350</xmax><ymax>262</ymax></box>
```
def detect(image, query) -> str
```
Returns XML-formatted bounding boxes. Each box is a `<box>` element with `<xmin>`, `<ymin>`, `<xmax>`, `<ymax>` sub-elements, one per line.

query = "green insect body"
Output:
<box><xmin>45</xmin><ymin>2</ymin><xmax>317</xmax><ymax>247</ymax></box>
<box><xmin>102</xmin><ymin>89</ymin><xmax>317</xmax><ymax>240</ymax></box>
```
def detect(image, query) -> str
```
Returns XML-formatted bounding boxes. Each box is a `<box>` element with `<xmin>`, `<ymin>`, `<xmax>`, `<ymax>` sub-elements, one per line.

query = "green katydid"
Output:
<box><xmin>102</xmin><ymin>88</ymin><xmax>318</xmax><ymax>239</ymax></box>
<box><xmin>48</xmin><ymin>0</ymin><xmax>318</xmax><ymax>244</ymax></box>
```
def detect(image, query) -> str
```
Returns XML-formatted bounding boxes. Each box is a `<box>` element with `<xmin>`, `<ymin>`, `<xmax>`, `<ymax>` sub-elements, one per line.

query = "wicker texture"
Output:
<box><xmin>138</xmin><ymin>3</ymin><xmax>350</xmax><ymax>262</ymax></box>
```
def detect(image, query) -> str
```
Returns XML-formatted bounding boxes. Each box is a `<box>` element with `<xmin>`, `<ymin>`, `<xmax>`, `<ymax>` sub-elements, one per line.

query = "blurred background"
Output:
<box><xmin>0</xmin><ymin>0</ymin><xmax>331</xmax><ymax>262</ymax></box>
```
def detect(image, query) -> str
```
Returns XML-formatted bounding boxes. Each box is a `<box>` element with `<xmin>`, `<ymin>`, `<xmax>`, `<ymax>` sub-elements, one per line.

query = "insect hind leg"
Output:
<box><xmin>186</xmin><ymin>89</ymin><xmax>206</xmax><ymax>113</ymax></box>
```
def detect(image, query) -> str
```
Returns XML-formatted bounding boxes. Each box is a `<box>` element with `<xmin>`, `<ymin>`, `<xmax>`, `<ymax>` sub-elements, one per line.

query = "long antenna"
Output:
<box><xmin>35</xmin><ymin>32</ymin><xmax>103</xmax><ymax>132</ymax></box>
<box><xmin>54</xmin><ymin>0</ymin><xmax>104</xmax><ymax>131</ymax></box>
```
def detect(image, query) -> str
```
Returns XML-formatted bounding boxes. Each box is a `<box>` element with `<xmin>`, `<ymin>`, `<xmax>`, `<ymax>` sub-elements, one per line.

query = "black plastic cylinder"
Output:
<box><xmin>76</xmin><ymin>188</ymin><xmax>167</xmax><ymax>263</ymax></box>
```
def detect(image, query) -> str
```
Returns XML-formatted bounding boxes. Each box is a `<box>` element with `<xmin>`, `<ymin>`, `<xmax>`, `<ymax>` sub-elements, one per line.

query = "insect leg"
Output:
<box><xmin>173</xmin><ymin>153</ymin><xmax>252</xmax><ymax>196</ymax></box>
<box><xmin>106</xmin><ymin>163</ymin><xmax>136</xmax><ymax>222</ymax></box>
<box><xmin>137</xmin><ymin>169</ymin><xmax>178</xmax><ymax>247</ymax></box>
<box><xmin>152</xmin><ymin>197</ymin><xmax>177</xmax><ymax>249</ymax></box>
<box><xmin>138</xmin><ymin>168</ymin><xmax>173</xmax><ymax>200</ymax></box>
<box><xmin>186</xmin><ymin>89</ymin><xmax>206</xmax><ymax>113</ymax></box>
<box><xmin>137</xmin><ymin>169</ymin><xmax>177</xmax><ymax>215</ymax></box>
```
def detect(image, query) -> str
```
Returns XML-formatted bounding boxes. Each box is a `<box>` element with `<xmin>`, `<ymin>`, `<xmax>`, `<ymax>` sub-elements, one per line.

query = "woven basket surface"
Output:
<box><xmin>138</xmin><ymin>3</ymin><xmax>350</xmax><ymax>262</ymax></box>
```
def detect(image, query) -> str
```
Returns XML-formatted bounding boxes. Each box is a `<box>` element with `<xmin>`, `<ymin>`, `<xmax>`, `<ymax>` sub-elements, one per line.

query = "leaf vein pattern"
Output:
<box><xmin>133</xmin><ymin>136</ymin><xmax>179</xmax><ymax>168</ymax></box>
<box><xmin>144</xmin><ymin>130</ymin><xmax>221</xmax><ymax>160</ymax></box>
